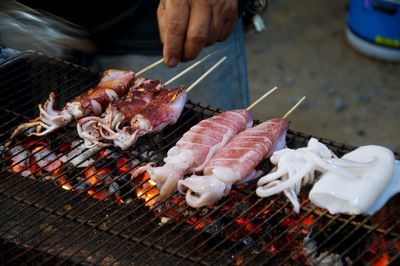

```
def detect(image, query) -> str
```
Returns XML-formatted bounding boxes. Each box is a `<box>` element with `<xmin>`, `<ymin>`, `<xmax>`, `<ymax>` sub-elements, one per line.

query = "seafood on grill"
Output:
<box><xmin>11</xmin><ymin>69</ymin><xmax>135</xmax><ymax>138</ymax></box>
<box><xmin>178</xmin><ymin>118</ymin><xmax>289</xmax><ymax>208</ymax></box>
<box><xmin>256</xmin><ymin>138</ymin><xmax>368</xmax><ymax>212</ymax></box>
<box><xmin>76</xmin><ymin>78</ymin><xmax>164</xmax><ymax>148</ymax></box>
<box><xmin>78</xmin><ymin>78</ymin><xmax>187</xmax><ymax>150</ymax></box>
<box><xmin>147</xmin><ymin>110</ymin><xmax>254</xmax><ymax>200</ymax></box>
<box><xmin>309</xmin><ymin>145</ymin><xmax>396</xmax><ymax>215</ymax></box>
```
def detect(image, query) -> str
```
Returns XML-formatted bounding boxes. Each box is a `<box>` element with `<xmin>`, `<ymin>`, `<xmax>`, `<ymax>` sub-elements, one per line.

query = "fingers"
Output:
<box><xmin>157</xmin><ymin>0</ymin><xmax>166</xmax><ymax>44</ymax></box>
<box><xmin>182</xmin><ymin>1</ymin><xmax>211</xmax><ymax>61</ymax></box>
<box><xmin>157</xmin><ymin>0</ymin><xmax>238</xmax><ymax>66</ymax></box>
<box><xmin>216</xmin><ymin>0</ymin><xmax>238</xmax><ymax>42</ymax></box>
<box><xmin>206</xmin><ymin>7</ymin><xmax>223</xmax><ymax>45</ymax></box>
<box><xmin>218</xmin><ymin>15</ymin><xmax>236</xmax><ymax>41</ymax></box>
<box><xmin>163</xmin><ymin>0</ymin><xmax>190</xmax><ymax>67</ymax></box>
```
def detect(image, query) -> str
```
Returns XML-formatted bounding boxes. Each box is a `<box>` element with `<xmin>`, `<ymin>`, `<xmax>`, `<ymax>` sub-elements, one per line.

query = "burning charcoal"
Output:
<box><xmin>74</xmin><ymin>177</ymin><xmax>91</xmax><ymax>191</ymax></box>
<box><xmin>241</xmin><ymin>237</ymin><xmax>254</xmax><ymax>246</ymax></box>
<box><xmin>253</xmin><ymin>240</ymin><xmax>268</xmax><ymax>254</ymax></box>
<box><xmin>4</xmin><ymin>144</ymin><xmax>32</xmax><ymax>176</ymax></box>
<box><xmin>32</xmin><ymin>145</ymin><xmax>61</xmax><ymax>175</ymax></box>
<box><xmin>303</xmin><ymin>235</ymin><xmax>318</xmax><ymax>258</ymax></box>
<box><xmin>109</xmin><ymin>181</ymin><xmax>120</xmax><ymax>195</ymax></box>
<box><xmin>232</xmin><ymin>202</ymin><xmax>248</xmax><ymax>217</ymax></box>
<box><xmin>303</xmin><ymin>235</ymin><xmax>345</xmax><ymax>266</ymax></box>
<box><xmin>159</xmin><ymin>217</ymin><xmax>171</xmax><ymax>225</ymax></box>
<box><xmin>204</xmin><ymin>221</ymin><xmax>223</xmax><ymax>235</ymax></box>
<box><xmin>310</xmin><ymin>252</ymin><xmax>344</xmax><ymax>266</ymax></box>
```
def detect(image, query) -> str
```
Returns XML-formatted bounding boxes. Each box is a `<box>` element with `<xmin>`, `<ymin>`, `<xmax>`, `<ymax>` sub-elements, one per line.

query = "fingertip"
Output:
<box><xmin>164</xmin><ymin>56</ymin><xmax>179</xmax><ymax>68</ymax></box>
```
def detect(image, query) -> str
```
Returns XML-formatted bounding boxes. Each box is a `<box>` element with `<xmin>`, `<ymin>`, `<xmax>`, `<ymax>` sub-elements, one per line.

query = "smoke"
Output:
<box><xmin>0</xmin><ymin>1</ymin><xmax>95</xmax><ymax>57</ymax></box>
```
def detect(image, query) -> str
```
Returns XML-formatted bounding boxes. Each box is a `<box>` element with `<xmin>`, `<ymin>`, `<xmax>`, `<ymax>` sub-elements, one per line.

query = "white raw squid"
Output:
<box><xmin>309</xmin><ymin>145</ymin><xmax>396</xmax><ymax>215</ymax></box>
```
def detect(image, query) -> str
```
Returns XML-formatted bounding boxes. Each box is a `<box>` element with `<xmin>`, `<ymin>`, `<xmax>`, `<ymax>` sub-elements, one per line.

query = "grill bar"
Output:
<box><xmin>0</xmin><ymin>56</ymin><xmax>97</xmax><ymax>140</ymax></box>
<box><xmin>8</xmin><ymin>105</ymin><xmax>209</xmax><ymax>262</ymax></box>
<box><xmin>0</xmin><ymin>91</ymin><xmax>206</xmax><ymax>233</ymax></box>
<box><xmin>244</xmin><ymin>205</ymin><xmax>340</xmax><ymax>266</ymax></box>
<box><xmin>121</xmin><ymin>191</ymin><xmax>260</xmax><ymax>265</ymax></box>
<box><xmin>0</xmin><ymin>51</ymin><xmax>399</xmax><ymax>265</ymax></box>
<box><xmin>0</xmin><ymin>57</ymin><xmax>86</xmax><ymax>111</ymax></box>
<box><xmin>0</xmin><ymin>70</ymin><xmax>97</xmax><ymax>147</ymax></box>
<box><xmin>170</xmin><ymin>196</ymin><xmax>279</xmax><ymax>266</ymax></box>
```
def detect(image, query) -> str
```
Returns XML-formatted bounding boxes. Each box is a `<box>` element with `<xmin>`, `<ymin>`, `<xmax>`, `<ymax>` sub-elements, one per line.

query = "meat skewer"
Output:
<box><xmin>78</xmin><ymin>57</ymin><xmax>227</xmax><ymax>150</ymax></box>
<box><xmin>178</xmin><ymin>97</ymin><xmax>306</xmax><ymax>208</ymax></box>
<box><xmin>10</xmin><ymin>50</ymin><xmax>217</xmax><ymax>139</ymax></box>
<box><xmin>147</xmin><ymin>87</ymin><xmax>278</xmax><ymax>201</ymax></box>
<box><xmin>11</xmin><ymin>69</ymin><xmax>136</xmax><ymax>138</ymax></box>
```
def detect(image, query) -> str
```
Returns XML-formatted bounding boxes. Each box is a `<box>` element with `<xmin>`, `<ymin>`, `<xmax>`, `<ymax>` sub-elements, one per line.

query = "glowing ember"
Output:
<box><xmin>372</xmin><ymin>253</ymin><xmax>390</xmax><ymax>266</ymax></box>
<box><xmin>136</xmin><ymin>178</ymin><xmax>158</xmax><ymax>207</ymax></box>
<box><xmin>12</xmin><ymin>164</ymin><xmax>25</xmax><ymax>173</ymax></box>
<box><xmin>58</xmin><ymin>176</ymin><xmax>73</xmax><ymax>191</ymax></box>
<box><xmin>116</xmin><ymin>156</ymin><xmax>131</xmax><ymax>174</ymax></box>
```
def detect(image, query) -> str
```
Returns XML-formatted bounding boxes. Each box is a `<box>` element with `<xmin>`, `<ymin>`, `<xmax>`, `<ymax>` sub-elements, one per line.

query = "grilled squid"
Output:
<box><xmin>11</xmin><ymin>69</ymin><xmax>135</xmax><ymax>138</ymax></box>
<box><xmin>178</xmin><ymin>118</ymin><xmax>289</xmax><ymax>208</ymax></box>
<box><xmin>78</xmin><ymin>79</ymin><xmax>187</xmax><ymax>150</ymax></box>
<box><xmin>309</xmin><ymin>145</ymin><xmax>396</xmax><ymax>215</ymax></box>
<box><xmin>256</xmin><ymin>138</ymin><xmax>371</xmax><ymax>212</ymax></box>
<box><xmin>147</xmin><ymin>110</ymin><xmax>254</xmax><ymax>201</ymax></box>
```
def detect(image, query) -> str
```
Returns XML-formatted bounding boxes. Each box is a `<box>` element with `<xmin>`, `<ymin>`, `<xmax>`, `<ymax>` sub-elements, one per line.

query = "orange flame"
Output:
<box><xmin>136</xmin><ymin>177</ymin><xmax>158</xmax><ymax>207</ymax></box>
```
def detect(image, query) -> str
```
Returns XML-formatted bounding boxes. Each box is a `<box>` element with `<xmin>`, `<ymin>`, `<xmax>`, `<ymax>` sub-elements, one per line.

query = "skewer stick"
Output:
<box><xmin>282</xmin><ymin>96</ymin><xmax>306</xmax><ymax>119</ymax></box>
<box><xmin>246</xmin><ymin>86</ymin><xmax>278</xmax><ymax>111</ymax></box>
<box><xmin>165</xmin><ymin>49</ymin><xmax>219</xmax><ymax>86</ymax></box>
<box><xmin>136</xmin><ymin>58</ymin><xmax>164</xmax><ymax>76</ymax></box>
<box><xmin>186</xmin><ymin>56</ymin><xmax>227</xmax><ymax>92</ymax></box>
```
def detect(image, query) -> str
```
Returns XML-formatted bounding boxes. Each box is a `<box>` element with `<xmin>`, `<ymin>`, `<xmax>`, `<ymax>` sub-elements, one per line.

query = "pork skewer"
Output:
<box><xmin>78</xmin><ymin>57</ymin><xmax>227</xmax><ymax>150</ymax></box>
<box><xmin>147</xmin><ymin>87</ymin><xmax>278</xmax><ymax>201</ymax></box>
<box><xmin>178</xmin><ymin>97</ymin><xmax>306</xmax><ymax>208</ymax></box>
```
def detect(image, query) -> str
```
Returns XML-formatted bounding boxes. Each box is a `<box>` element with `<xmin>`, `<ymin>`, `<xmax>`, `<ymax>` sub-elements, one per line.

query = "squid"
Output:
<box><xmin>147</xmin><ymin>110</ymin><xmax>254</xmax><ymax>201</ymax></box>
<box><xmin>78</xmin><ymin>78</ymin><xmax>187</xmax><ymax>150</ymax></box>
<box><xmin>11</xmin><ymin>69</ymin><xmax>135</xmax><ymax>138</ymax></box>
<box><xmin>309</xmin><ymin>145</ymin><xmax>396</xmax><ymax>215</ymax></box>
<box><xmin>256</xmin><ymin>138</ymin><xmax>377</xmax><ymax>213</ymax></box>
<box><xmin>178</xmin><ymin>118</ymin><xmax>289</xmax><ymax>208</ymax></box>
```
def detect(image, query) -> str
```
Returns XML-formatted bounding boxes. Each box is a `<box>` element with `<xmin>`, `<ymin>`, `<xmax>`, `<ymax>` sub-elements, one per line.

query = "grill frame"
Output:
<box><xmin>0</xmin><ymin>51</ymin><xmax>399</xmax><ymax>265</ymax></box>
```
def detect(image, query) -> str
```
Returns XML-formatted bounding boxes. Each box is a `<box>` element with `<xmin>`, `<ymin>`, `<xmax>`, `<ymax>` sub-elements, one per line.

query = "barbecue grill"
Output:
<box><xmin>0</xmin><ymin>51</ymin><xmax>399</xmax><ymax>265</ymax></box>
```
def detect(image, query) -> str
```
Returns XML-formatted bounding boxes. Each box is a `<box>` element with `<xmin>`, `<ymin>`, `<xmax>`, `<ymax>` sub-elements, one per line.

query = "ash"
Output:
<box><xmin>303</xmin><ymin>235</ymin><xmax>349</xmax><ymax>266</ymax></box>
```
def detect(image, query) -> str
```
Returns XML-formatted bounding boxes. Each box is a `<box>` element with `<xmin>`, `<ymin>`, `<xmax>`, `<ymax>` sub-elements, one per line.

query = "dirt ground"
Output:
<box><xmin>246</xmin><ymin>0</ymin><xmax>400</xmax><ymax>151</ymax></box>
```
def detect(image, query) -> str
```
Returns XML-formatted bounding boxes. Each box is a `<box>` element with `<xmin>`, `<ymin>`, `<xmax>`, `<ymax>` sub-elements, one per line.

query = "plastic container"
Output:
<box><xmin>346</xmin><ymin>0</ymin><xmax>400</xmax><ymax>62</ymax></box>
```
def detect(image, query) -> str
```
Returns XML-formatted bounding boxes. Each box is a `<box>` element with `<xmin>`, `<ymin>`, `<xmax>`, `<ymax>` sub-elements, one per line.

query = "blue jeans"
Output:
<box><xmin>91</xmin><ymin>20</ymin><xmax>250</xmax><ymax>110</ymax></box>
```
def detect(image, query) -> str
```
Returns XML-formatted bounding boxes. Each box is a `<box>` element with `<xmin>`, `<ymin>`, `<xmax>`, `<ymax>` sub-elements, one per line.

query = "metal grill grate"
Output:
<box><xmin>0</xmin><ymin>51</ymin><xmax>399</xmax><ymax>265</ymax></box>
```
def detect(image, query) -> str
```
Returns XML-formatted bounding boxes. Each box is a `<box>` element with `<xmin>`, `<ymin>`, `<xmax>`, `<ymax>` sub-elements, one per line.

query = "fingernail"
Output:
<box><xmin>166</xmin><ymin>57</ymin><xmax>178</xmax><ymax>67</ymax></box>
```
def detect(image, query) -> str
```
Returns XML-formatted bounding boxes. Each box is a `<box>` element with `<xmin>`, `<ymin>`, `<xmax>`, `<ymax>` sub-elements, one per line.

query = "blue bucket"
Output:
<box><xmin>346</xmin><ymin>0</ymin><xmax>400</xmax><ymax>61</ymax></box>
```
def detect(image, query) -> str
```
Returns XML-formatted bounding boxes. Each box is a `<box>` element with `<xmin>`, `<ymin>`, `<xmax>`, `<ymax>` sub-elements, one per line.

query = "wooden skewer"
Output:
<box><xmin>246</xmin><ymin>86</ymin><xmax>278</xmax><ymax>111</ymax></box>
<box><xmin>282</xmin><ymin>96</ymin><xmax>306</xmax><ymax>119</ymax></box>
<box><xmin>186</xmin><ymin>56</ymin><xmax>227</xmax><ymax>92</ymax></box>
<box><xmin>165</xmin><ymin>49</ymin><xmax>219</xmax><ymax>86</ymax></box>
<box><xmin>136</xmin><ymin>58</ymin><xmax>164</xmax><ymax>77</ymax></box>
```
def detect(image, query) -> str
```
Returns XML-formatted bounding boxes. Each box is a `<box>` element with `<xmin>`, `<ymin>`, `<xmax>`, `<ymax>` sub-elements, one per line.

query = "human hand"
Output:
<box><xmin>157</xmin><ymin>0</ymin><xmax>238</xmax><ymax>67</ymax></box>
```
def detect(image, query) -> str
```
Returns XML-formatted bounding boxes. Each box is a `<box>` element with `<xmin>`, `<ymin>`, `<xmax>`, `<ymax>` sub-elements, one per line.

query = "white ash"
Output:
<box><xmin>159</xmin><ymin>217</ymin><xmax>171</xmax><ymax>225</ymax></box>
<box><xmin>303</xmin><ymin>235</ymin><xmax>346</xmax><ymax>266</ymax></box>
<box><xmin>60</xmin><ymin>141</ymin><xmax>100</xmax><ymax>168</ymax></box>
<box><xmin>8</xmin><ymin>144</ymin><xmax>31</xmax><ymax>168</ymax></box>
<box><xmin>109</xmin><ymin>182</ymin><xmax>120</xmax><ymax>195</ymax></box>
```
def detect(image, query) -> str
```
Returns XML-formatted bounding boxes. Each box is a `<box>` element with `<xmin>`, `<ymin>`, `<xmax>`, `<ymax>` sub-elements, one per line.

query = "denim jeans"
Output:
<box><xmin>91</xmin><ymin>20</ymin><xmax>250</xmax><ymax>110</ymax></box>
